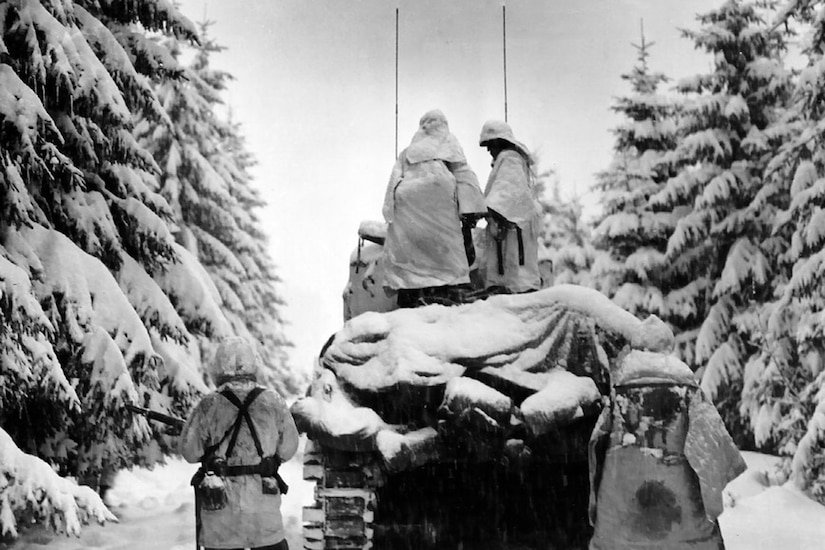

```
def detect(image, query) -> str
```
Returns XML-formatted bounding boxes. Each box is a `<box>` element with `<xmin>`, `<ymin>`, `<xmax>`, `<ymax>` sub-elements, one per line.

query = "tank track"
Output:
<box><xmin>302</xmin><ymin>440</ymin><xmax>382</xmax><ymax>549</ymax></box>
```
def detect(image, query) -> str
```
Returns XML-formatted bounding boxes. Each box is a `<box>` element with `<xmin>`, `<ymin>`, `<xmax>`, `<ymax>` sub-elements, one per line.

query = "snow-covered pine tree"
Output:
<box><xmin>647</xmin><ymin>0</ymin><xmax>791</xmax><ymax>447</ymax></box>
<box><xmin>134</xmin><ymin>25</ymin><xmax>300</xmax><ymax>395</ymax></box>
<box><xmin>591</xmin><ymin>24</ymin><xmax>679</xmax><ymax>318</ymax></box>
<box><xmin>749</xmin><ymin>0</ymin><xmax>825</xmax><ymax>503</ymax></box>
<box><xmin>0</xmin><ymin>0</ymin><xmax>234</xmax><ymax>536</ymax></box>
<box><xmin>537</xmin><ymin>170</ymin><xmax>599</xmax><ymax>288</ymax></box>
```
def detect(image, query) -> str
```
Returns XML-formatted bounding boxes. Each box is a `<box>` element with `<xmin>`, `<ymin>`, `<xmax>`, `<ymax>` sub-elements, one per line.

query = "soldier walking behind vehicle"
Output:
<box><xmin>180</xmin><ymin>337</ymin><xmax>299</xmax><ymax>550</ymax></box>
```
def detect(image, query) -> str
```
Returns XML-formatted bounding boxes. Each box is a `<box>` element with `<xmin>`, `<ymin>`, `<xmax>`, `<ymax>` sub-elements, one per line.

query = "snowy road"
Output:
<box><xmin>7</xmin><ymin>446</ymin><xmax>825</xmax><ymax>550</ymax></box>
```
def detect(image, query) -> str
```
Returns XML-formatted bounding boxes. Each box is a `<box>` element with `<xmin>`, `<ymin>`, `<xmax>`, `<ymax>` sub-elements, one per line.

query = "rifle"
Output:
<box><xmin>125</xmin><ymin>404</ymin><xmax>185</xmax><ymax>429</ymax></box>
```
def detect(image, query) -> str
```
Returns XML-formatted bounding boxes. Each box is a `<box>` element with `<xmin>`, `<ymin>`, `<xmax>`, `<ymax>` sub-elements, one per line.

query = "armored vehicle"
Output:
<box><xmin>291</xmin><ymin>226</ymin><xmax>676</xmax><ymax>549</ymax></box>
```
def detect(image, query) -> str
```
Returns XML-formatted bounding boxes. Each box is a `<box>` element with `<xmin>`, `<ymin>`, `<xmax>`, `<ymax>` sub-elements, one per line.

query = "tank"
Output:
<box><xmin>292</xmin><ymin>227</ymin><xmax>677</xmax><ymax>550</ymax></box>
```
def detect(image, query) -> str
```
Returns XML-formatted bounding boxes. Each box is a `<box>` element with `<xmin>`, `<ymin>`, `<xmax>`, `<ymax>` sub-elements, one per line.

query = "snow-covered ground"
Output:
<box><xmin>6</xmin><ymin>438</ymin><xmax>315</xmax><ymax>550</ymax></box>
<box><xmin>7</xmin><ymin>445</ymin><xmax>825</xmax><ymax>550</ymax></box>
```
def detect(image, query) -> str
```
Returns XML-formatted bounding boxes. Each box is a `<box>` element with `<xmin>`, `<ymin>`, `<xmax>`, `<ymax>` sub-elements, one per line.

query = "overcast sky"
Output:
<box><xmin>176</xmin><ymin>0</ymin><xmax>723</xmax><ymax>379</ymax></box>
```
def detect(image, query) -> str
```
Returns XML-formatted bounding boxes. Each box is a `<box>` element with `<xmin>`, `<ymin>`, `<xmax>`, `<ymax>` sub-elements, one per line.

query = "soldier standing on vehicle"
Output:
<box><xmin>382</xmin><ymin>109</ymin><xmax>487</xmax><ymax>308</ymax></box>
<box><xmin>180</xmin><ymin>337</ymin><xmax>299</xmax><ymax>550</ymax></box>
<box><xmin>478</xmin><ymin>120</ymin><xmax>541</xmax><ymax>294</ymax></box>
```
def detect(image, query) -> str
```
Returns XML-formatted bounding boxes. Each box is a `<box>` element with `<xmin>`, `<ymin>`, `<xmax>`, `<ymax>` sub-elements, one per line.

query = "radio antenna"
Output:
<box><xmin>395</xmin><ymin>7</ymin><xmax>400</xmax><ymax>158</ymax></box>
<box><xmin>502</xmin><ymin>4</ymin><xmax>508</xmax><ymax>122</ymax></box>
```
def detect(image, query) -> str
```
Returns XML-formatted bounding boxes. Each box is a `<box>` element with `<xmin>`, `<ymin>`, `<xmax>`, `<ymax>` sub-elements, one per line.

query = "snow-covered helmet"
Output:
<box><xmin>210</xmin><ymin>337</ymin><xmax>260</xmax><ymax>384</ymax></box>
<box><xmin>478</xmin><ymin>119</ymin><xmax>531</xmax><ymax>161</ymax></box>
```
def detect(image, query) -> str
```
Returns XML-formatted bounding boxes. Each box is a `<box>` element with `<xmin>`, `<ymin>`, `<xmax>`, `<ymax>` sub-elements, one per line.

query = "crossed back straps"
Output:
<box><xmin>221</xmin><ymin>387</ymin><xmax>265</xmax><ymax>460</ymax></box>
<box><xmin>200</xmin><ymin>386</ymin><xmax>265</xmax><ymax>462</ymax></box>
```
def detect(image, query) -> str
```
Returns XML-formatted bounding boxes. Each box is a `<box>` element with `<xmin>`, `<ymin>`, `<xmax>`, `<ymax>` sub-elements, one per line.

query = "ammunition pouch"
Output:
<box><xmin>192</xmin><ymin>458</ymin><xmax>229</xmax><ymax>511</ymax></box>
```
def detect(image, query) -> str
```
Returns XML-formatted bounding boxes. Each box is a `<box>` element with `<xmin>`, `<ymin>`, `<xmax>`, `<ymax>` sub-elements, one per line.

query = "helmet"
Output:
<box><xmin>613</xmin><ymin>349</ymin><xmax>697</xmax><ymax>387</ymax></box>
<box><xmin>210</xmin><ymin>337</ymin><xmax>259</xmax><ymax>384</ymax></box>
<box><xmin>478</xmin><ymin>120</ymin><xmax>531</xmax><ymax>160</ymax></box>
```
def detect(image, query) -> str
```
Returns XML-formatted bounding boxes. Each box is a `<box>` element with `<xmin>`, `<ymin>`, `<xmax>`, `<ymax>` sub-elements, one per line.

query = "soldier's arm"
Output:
<box><xmin>178</xmin><ymin>398</ymin><xmax>211</xmax><ymax>463</ymax></box>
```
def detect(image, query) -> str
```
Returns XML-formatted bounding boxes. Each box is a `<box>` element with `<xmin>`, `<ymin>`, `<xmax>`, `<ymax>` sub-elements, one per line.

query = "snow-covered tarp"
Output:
<box><xmin>292</xmin><ymin>285</ymin><xmax>677</xmax><ymax>469</ymax></box>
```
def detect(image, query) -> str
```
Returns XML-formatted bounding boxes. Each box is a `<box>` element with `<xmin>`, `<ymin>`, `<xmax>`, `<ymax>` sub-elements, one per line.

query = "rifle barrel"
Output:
<box><xmin>126</xmin><ymin>404</ymin><xmax>185</xmax><ymax>427</ymax></box>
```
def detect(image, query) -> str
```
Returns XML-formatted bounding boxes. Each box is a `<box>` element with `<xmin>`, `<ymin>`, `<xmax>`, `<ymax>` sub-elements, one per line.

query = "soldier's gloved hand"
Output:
<box><xmin>460</xmin><ymin>213</ymin><xmax>483</xmax><ymax>229</ymax></box>
<box><xmin>487</xmin><ymin>217</ymin><xmax>505</xmax><ymax>241</ymax></box>
<box><xmin>487</xmin><ymin>209</ymin><xmax>514</xmax><ymax>240</ymax></box>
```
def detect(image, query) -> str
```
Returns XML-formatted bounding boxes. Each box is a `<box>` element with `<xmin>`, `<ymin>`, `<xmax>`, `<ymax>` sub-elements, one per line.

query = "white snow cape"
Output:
<box><xmin>292</xmin><ymin>284</ymin><xmax>676</xmax><ymax>470</ymax></box>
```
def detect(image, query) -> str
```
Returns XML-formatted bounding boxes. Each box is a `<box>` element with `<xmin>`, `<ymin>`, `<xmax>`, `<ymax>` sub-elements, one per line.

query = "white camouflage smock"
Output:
<box><xmin>381</xmin><ymin>112</ymin><xmax>486</xmax><ymax>290</ymax></box>
<box><xmin>480</xmin><ymin>149</ymin><xmax>541</xmax><ymax>292</ymax></box>
<box><xmin>180</xmin><ymin>379</ymin><xmax>299</xmax><ymax>549</ymax></box>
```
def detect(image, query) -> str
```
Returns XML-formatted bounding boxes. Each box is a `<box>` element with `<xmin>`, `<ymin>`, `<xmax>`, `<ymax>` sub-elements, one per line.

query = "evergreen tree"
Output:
<box><xmin>537</xmin><ymin>172</ymin><xmax>599</xmax><ymax>288</ymax></box>
<box><xmin>750</xmin><ymin>0</ymin><xmax>825</xmax><ymax>503</ymax></box>
<box><xmin>591</xmin><ymin>24</ymin><xmax>679</xmax><ymax>319</ymax></box>
<box><xmin>134</xmin><ymin>25</ymin><xmax>300</xmax><ymax>395</ymax></box>
<box><xmin>647</xmin><ymin>0</ymin><xmax>790</xmax><ymax>447</ymax></box>
<box><xmin>0</xmin><ymin>0</ymin><xmax>241</xmax><ymax>535</ymax></box>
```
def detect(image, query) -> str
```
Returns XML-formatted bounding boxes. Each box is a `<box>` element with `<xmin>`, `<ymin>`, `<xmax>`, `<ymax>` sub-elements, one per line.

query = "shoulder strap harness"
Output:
<box><xmin>198</xmin><ymin>387</ymin><xmax>288</xmax><ymax>493</ymax></box>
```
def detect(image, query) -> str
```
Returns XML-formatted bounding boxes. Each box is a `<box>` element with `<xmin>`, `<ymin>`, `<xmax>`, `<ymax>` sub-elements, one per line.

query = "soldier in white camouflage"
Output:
<box><xmin>181</xmin><ymin>337</ymin><xmax>299</xmax><ymax>550</ymax></box>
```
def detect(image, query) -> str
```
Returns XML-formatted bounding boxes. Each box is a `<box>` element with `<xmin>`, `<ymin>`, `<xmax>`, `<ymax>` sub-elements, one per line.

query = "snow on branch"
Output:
<box><xmin>625</xmin><ymin>248</ymin><xmax>667</xmax><ymax>281</ymax></box>
<box><xmin>723</xmin><ymin>94</ymin><xmax>749</xmax><ymax>121</ymax></box>
<box><xmin>0</xmin><ymin>162</ymin><xmax>39</xmax><ymax>227</ymax></box>
<box><xmin>153</xmin><ymin>242</ymin><xmax>232</xmax><ymax>337</ymax></box>
<box><xmin>678</xmin><ymin>129</ymin><xmax>732</xmax><ymax>163</ymax></box>
<box><xmin>650</xmin><ymin>166</ymin><xmax>713</xmax><ymax>209</ymax></box>
<box><xmin>81</xmin><ymin>327</ymin><xmax>140</xmax><ymax>407</ymax></box>
<box><xmin>688</xmin><ymin>93</ymin><xmax>726</xmax><ymax>118</ymax></box>
<box><xmin>713</xmin><ymin>238</ymin><xmax>770</xmax><ymax>298</ymax></box>
<box><xmin>785</xmin><ymin>249</ymin><xmax>825</xmax><ymax>299</ymax></box>
<box><xmin>186</xmin><ymin>146</ymin><xmax>233</xmax><ymax>203</ymax></box>
<box><xmin>667</xmin><ymin>210</ymin><xmax>709</xmax><ymax>259</ymax></box>
<box><xmin>149</xmin><ymin>330</ymin><xmax>208</xmax><ymax>396</ymax></box>
<box><xmin>0</xmin><ymin>251</ymin><xmax>52</xmax><ymax>332</ymax></box>
<box><xmin>6</xmin><ymin>225</ymin><xmax>155</xmax><ymax>365</ymax></box>
<box><xmin>104</xmin><ymin>163</ymin><xmax>173</xmax><ymax>217</ymax></box>
<box><xmin>696</xmin><ymin>296</ymin><xmax>734</xmax><ymax>364</ymax></box>
<box><xmin>0</xmin><ymin>427</ymin><xmax>115</xmax><ymax>538</ymax></box>
<box><xmin>16</xmin><ymin>0</ymin><xmax>131</xmax><ymax>122</ymax></box>
<box><xmin>0</xmin><ymin>252</ymin><xmax>78</xmax><ymax>407</ymax></box>
<box><xmin>60</xmin><ymin>190</ymin><xmax>121</xmax><ymax>258</ymax></box>
<box><xmin>802</xmin><ymin>208</ymin><xmax>825</xmax><ymax>252</ymax></box>
<box><xmin>0</xmin><ymin>64</ymin><xmax>61</xmax><ymax>159</ymax></box>
<box><xmin>700</xmin><ymin>339</ymin><xmax>742</xmax><ymax>401</ymax></box>
<box><xmin>189</xmin><ymin>226</ymin><xmax>246</xmax><ymax>275</ymax></box>
<box><xmin>133</xmin><ymin>0</ymin><xmax>198</xmax><ymax>41</ymax></box>
<box><xmin>791</xmin><ymin>392</ymin><xmax>825</xmax><ymax>500</ymax></box>
<box><xmin>73</xmin><ymin>5</ymin><xmax>168</xmax><ymax>123</ymax></box>
<box><xmin>112</xmin><ymin>196</ymin><xmax>173</xmax><ymax>244</ymax></box>
<box><xmin>697</xmin><ymin>169</ymin><xmax>741</xmax><ymax>210</ymax></box>
<box><xmin>109</xmin><ymin>195</ymin><xmax>176</xmax><ymax>272</ymax></box>
<box><xmin>613</xmin><ymin>283</ymin><xmax>665</xmax><ymax>317</ymax></box>
<box><xmin>593</xmin><ymin>212</ymin><xmax>639</xmax><ymax>241</ymax></box>
<box><xmin>116</xmin><ymin>254</ymin><xmax>189</xmax><ymax>343</ymax></box>
<box><xmin>788</xmin><ymin>167</ymin><xmax>825</xmax><ymax>216</ymax></box>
